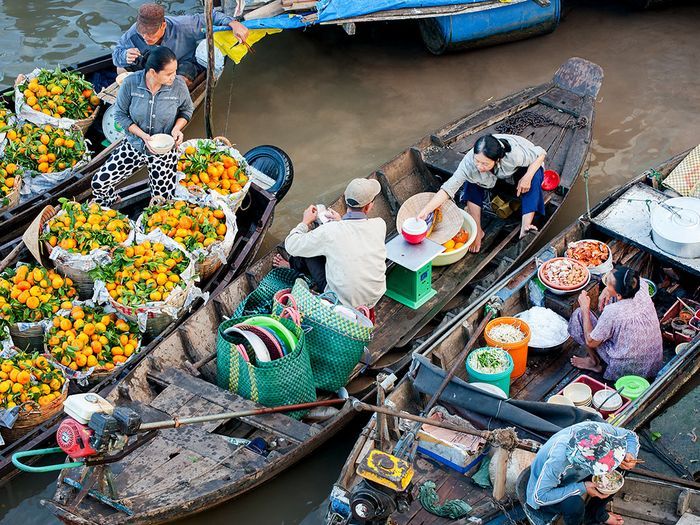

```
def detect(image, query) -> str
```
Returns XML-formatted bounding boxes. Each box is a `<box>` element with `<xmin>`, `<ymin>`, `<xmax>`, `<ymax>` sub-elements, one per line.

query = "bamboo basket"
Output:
<box><xmin>0</xmin><ymin>388</ymin><xmax>67</xmax><ymax>443</ymax></box>
<box><xmin>72</xmin><ymin>108</ymin><xmax>100</xmax><ymax>134</ymax></box>
<box><xmin>9</xmin><ymin>323</ymin><xmax>46</xmax><ymax>353</ymax></box>
<box><xmin>0</xmin><ymin>174</ymin><xmax>22</xmax><ymax>215</ymax></box>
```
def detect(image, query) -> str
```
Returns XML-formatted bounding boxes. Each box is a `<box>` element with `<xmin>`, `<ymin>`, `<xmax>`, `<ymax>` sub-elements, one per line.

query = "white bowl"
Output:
<box><xmin>470</xmin><ymin>382</ymin><xmax>507</xmax><ymax>399</ymax></box>
<box><xmin>149</xmin><ymin>133</ymin><xmax>175</xmax><ymax>155</ymax></box>
<box><xmin>563</xmin><ymin>383</ymin><xmax>593</xmax><ymax>406</ymax></box>
<box><xmin>592</xmin><ymin>389</ymin><xmax>623</xmax><ymax>411</ymax></box>
<box><xmin>432</xmin><ymin>209</ymin><xmax>478</xmax><ymax>267</ymax></box>
<box><xmin>547</xmin><ymin>395</ymin><xmax>575</xmax><ymax>406</ymax></box>
<box><xmin>116</xmin><ymin>72</ymin><xmax>132</xmax><ymax>86</ymax></box>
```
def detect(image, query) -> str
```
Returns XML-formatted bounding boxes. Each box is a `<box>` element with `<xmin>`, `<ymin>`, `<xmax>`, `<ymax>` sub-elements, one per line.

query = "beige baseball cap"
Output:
<box><xmin>345</xmin><ymin>178</ymin><xmax>381</xmax><ymax>207</ymax></box>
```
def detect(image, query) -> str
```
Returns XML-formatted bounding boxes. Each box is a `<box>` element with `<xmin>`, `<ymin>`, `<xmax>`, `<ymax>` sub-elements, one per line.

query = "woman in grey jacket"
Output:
<box><xmin>91</xmin><ymin>46</ymin><xmax>194</xmax><ymax>206</ymax></box>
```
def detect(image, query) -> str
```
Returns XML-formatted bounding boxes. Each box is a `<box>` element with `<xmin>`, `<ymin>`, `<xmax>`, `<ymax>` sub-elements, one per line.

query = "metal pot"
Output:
<box><xmin>650</xmin><ymin>197</ymin><xmax>700</xmax><ymax>258</ymax></box>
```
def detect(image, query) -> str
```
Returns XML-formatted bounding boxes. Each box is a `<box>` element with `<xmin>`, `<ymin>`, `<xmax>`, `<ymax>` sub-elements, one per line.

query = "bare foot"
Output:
<box><xmin>519</xmin><ymin>224</ymin><xmax>539</xmax><ymax>239</ymax></box>
<box><xmin>571</xmin><ymin>355</ymin><xmax>603</xmax><ymax>374</ymax></box>
<box><xmin>604</xmin><ymin>513</ymin><xmax>624</xmax><ymax>525</ymax></box>
<box><xmin>468</xmin><ymin>230</ymin><xmax>485</xmax><ymax>253</ymax></box>
<box><xmin>273</xmin><ymin>254</ymin><xmax>290</xmax><ymax>269</ymax></box>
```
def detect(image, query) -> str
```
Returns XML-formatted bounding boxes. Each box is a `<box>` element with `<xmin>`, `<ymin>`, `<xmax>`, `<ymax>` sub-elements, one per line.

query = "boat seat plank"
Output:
<box><xmin>149</xmin><ymin>384</ymin><xmax>196</xmax><ymax>417</ymax></box>
<box><xmin>112</xmin><ymin>435</ymin><xmax>184</xmax><ymax>493</ymax></box>
<box><xmin>423</xmin><ymin>148</ymin><xmax>465</xmax><ymax>178</ymax></box>
<box><xmin>537</xmin><ymin>86</ymin><xmax>583</xmax><ymax>117</ymax></box>
<box><xmin>149</xmin><ymin>368</ymin><xmax>312</xmax><ymax>443</ymax></box>
<box><xmin>151</xmin><ymin>385</ymin><xmax>226</xmax><ymax>433</ymax></box>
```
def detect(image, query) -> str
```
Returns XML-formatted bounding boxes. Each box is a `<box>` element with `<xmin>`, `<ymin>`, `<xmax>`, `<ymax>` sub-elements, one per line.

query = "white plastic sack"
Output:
<box><xmin>15</xmin><ymin>69</ymin><xmax>83</xmax><ymax>129</ymax></box>
<box><xmin>195</xmin><ymin>40</ymin><xmax>226</xmax><ymax>79</ymax></box>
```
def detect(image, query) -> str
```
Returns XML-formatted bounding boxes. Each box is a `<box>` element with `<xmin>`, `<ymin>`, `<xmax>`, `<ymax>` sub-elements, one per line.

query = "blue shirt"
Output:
<box><xmin>112</xmin><ymin>13</ymin><xmax>234</xmax><ymax>68</ymax></box>
<box><xmin>526</xmin><ymin>422</ymin><xmax>639</xmax><ymax>510</ymax></box>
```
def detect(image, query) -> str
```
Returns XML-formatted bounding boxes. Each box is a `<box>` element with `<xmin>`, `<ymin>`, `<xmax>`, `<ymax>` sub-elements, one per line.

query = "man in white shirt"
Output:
<box><xmin>274</xmin><ymin>178</ymin><xmax>387</xmax><ymax>309</ymax></box>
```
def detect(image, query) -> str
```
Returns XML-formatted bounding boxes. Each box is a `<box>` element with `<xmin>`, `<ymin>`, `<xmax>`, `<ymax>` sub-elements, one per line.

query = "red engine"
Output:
<box><xmin>57</xmin><ymin>418</ymin><xmax>97</xmax><ymax>459</ymax></box>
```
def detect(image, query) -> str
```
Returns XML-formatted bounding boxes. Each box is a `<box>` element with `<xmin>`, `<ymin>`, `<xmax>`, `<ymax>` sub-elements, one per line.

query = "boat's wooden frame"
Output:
<box><xmin>39</xmin><ymin>58</ymin><xmax>603</xmax><ymax>524</ymax></box>
<box><xmin>325</xmin><ymin>151</ymin><xmax>700</xmax><ymax>525</ymax></box>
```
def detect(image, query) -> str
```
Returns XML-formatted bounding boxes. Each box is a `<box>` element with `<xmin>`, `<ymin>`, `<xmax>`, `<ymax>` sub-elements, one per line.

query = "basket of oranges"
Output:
<box><xmin>176</xmin><ymin>138</ymin><xmax>253</xmax><ymax>212</ymax></box>
<box><xmin>15</xmin><ymin>67</ymin><xmax>101</xmax><ymax>132</ymax></box>
<box><xmin>0</xmin><ymin>348</ymin><xmax>68</xmax><ymax>443</ymax></box>
<box><xmin>44</xmin><ymin>304</ymin><xmax>141</xmax><ymax>381</ymax></box>
<box><xmin>0</xmin><ymin>160</ymin><xmax>22</xmax><ymax>215</ymax></box>
<box><xmin>0</xmin><ymin>263</ymin><xmax>77</xmax><ymax>353</ymax></box>
<box><xmin>41</xmin><ymin>199</ymin><xmax>134</xmax><ymax>298</ymax></box>
<box><xmin>90</xmin><ymin>237</ymin><xmax>199</xmax><ymax>339</ymax></box>
<box><xmin>138</xmin><ymin>197</ymin><xmax>236</xmax><ymax>281</ymax></box>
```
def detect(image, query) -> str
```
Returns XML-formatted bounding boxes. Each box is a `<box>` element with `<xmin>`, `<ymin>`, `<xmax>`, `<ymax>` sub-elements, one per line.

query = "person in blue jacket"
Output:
<box><xmin>526</xmin><ymin>422</ymin><xmax>640</xmax><ymax>525</ymax></box>
<box><xmin>112</xmin><ymin>3</ymin><xmax>248</xmax><ymax>84</ymax></box>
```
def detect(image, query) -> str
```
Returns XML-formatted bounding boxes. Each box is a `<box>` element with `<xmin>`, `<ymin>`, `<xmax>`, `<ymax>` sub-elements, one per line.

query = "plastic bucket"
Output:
<box><xmin>466</xmin><ymin>348</ymin><xmax>514</xmax><ymax>397</ymax></box>
<box><xmin>484</xmin><ymin>317</ymin><xmax>531</xmax><ymax>379</ymax></box>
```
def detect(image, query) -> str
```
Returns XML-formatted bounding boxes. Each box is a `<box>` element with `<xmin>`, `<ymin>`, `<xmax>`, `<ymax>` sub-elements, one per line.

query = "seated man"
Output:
<box><xmin>112</xmin><ymin>3</ymin><xmax>248</xmax><ymax>84</ymax></box>
<box><xmin>275</xmin><ymin>178</ymin><xmax>387</xmax><ymax>310</ymax></box>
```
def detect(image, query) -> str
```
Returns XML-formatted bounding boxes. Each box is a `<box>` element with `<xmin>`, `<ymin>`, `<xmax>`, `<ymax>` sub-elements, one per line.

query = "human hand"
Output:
<box><xmin>619</xmin><ymin>453</ymin><xmax>638</xmax><ymax>470</ymax></box>
<box><xmin>516</xmin><ymin>176</ymin><xmax>532</xmax><ymax>197</ymax></box>
<box><xmin>302</xmin><ymin>205</ymin><xmax>318</xmax><ymax>226</ymax></box>
<box><xmin>143</xmin><ymin>135</ymin><xmax>157</xmax><ymax>154</ymax></box>
<box><xmin>585</xmin><ymin>481</ymin><xmax>606</xmax><ymax>499</ymax></box>
<box><xmin>14</xmin><ymin>74</ymin><xmax>26</xmax><ymax>87</ymax></box>
<box><xmin>598</xmin><ymin>288</ymin><xmax>611</xmax><ymax>311</ymax></box>
<box><xmin>417</xmin><ymin>207</ymin><xmax>432</xmax><ymax>221</ymax></box>
<box><xmin>126</xmin><ymin>48</ymin><xmax>141</xmax><ymax>64</ymax></box>
<box><xmin>171</xmin><ymin>129</ymin><xmax>184</xmax><ymax>147</ymax></box>
<box><xmin>230</xmin><ymin>21</ymin><xmax>249</xmax><ymax>44</ymax></box>
<box><xmin>578</xmin><ymin>290</ymin><xmax>591</xmax><ymax>310</ymax></box>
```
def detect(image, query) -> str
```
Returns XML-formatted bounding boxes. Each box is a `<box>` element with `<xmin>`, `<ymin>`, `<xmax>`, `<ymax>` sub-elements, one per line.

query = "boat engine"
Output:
<box><xmin>348</xmin><ymin>450</ymin><xmax>414</xmax><ymax>524</ymax></box>
<box><xmin>57</xmin><ymin>394</ymin><xmax>141</xmax><ymax>460</ymax></box>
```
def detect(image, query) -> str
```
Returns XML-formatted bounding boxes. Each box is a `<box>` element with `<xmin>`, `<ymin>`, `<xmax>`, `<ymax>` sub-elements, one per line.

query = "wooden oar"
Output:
<box><xmin>0</xmin><ymin>240</ymin><xmax>24</xmax><ymax>273</ymax></box>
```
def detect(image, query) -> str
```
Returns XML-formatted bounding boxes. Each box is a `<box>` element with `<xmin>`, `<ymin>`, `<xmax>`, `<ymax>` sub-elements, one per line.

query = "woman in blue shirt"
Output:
<box><xmin>91</xmin><ymin>47</ymin><xmax>194</xmax><ymax>206</ymax></box>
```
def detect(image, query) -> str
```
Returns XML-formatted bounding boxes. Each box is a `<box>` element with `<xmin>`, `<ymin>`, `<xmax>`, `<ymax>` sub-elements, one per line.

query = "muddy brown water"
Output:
<box><xmin>1</xmin><ymin>0</ymin><xmax>700</xmax><ymax>523</ymax></box>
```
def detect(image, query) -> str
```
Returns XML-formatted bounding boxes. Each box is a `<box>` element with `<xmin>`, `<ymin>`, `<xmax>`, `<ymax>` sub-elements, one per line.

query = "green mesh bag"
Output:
<box><xmin>274</xmin><ymin>279</ymin><xmax>373</xmax><ymax>392</ymax></box>
<box><xmin>233</xmin><ymin>268</ymin><xmax>300</xmax><ymax>317</ymax></box>
<box><xmin>216</xmin><ymin>314</ymin><xmax>316</xmax><ymax>419</ymax></box>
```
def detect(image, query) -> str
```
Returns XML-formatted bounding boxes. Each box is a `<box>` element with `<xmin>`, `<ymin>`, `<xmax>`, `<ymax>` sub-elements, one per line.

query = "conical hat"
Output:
<box><xmin>23</xmin><ymin>205</ymin><xmax>56</xmax><ymax>268</ymax></box>
<box><xmin>396</xmin><ymin>193</ymin><xmax>463</xmax><ymax>245</ymax></box>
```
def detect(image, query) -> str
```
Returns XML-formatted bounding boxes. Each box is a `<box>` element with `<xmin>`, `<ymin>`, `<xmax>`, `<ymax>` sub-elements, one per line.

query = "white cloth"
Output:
<box><xmin>284</xmin><ymin>218</ymin><xmax>387</xmax><ymax>308</ymax></box>
<box><xmin>441</xmin><ymin>134</ymin><xmax>547</xmax><ymax>195</ymax></box>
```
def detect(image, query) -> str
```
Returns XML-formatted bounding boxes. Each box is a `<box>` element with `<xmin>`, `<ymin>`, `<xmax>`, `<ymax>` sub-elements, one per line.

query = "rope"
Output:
<box><xmin>495</xmin><ymin>111</ymin><xmax>588</xmax><ymax>135</ymax></box>
<box><xmin>418</xmin><ymin>480</ymin><xmax>472</xmax><ymax>519</ymax></box>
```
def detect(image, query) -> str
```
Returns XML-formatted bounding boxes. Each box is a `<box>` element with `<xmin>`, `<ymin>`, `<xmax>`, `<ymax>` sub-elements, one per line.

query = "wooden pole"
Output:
<box><xmin>204</xmin><ymin>0</ymin><xmax>215</xmax><ymax>139</ymax></box>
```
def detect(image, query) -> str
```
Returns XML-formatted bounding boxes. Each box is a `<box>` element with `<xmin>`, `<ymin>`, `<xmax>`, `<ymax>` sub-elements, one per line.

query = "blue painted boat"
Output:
<box><xmin>419</xmin><ymin>0</ymin><xmax>561</xmax><ymax>55</ymax></box>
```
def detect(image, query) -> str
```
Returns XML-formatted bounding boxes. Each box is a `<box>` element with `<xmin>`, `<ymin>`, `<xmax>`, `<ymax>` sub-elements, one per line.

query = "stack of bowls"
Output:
<box><xmin>563</xmin><ymin>383</ymin><xmax>593</xmax><ymax>408</ymax></box>
<box><xmin>222</xmin><ymin>316</ymin><xmax>299</xmax><ymax>364</ymax></box>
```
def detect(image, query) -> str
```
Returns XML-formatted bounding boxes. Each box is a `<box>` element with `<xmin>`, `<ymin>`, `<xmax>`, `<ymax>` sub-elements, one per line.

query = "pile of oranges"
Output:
<box><xmin>45</xmin><ymin>305</ymin><xmax>140</xmax><ymax>372</ymax></box>
<box><xmin>0</xmin><ymin>102</ymin><xmax>12</xmax><ymax>129</ymax></box>
<box><xmin>18</xmin><ymin>68</ymin><xmax>100</xmax><ymax>120</ymax></box>
<box><xmin>42</xmin><ymin>200</ymin><xmax>132</xmax><ymax>254</ymax></box>
<box><xmin>442</xmin><ymin>229</ymin><xmax>470</xmax><ymax>253</ymax></box>
<box><xmin>0</xmin><ymin>160</ymin><xmax>19</xmax><ymax>204</ymax></box>
<box><xmin>141</xmin><ymin>200</ymin><xmax>227</xmax><ymax>252</ymax></box>
<box><xmin>3</xmin><ymin>122</ymin><xmax>86</xmax><ymax>174</ymax></box>
<box><xmin>0</xmin><ymin>264</ymin><xmax>77</xmax><ymax>323</ymax></box>
<box><xmin>90</xmin><ymin>240</ymin><xmax>190</xmax><ymax>307</ymax></box>
<box><xmin>177</xmin><ymin>142</ymin><xmax>248</xmax><ymax>196</ymax></box>
<box><xmin>0</xmin><ymin>351</ymin><xmax>67</xmax><ymax>411</ymax></box>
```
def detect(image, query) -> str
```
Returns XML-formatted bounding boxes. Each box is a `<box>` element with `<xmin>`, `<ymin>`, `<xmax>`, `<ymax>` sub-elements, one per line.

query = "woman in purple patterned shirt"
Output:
<box><xmin>568</xmin><ymin>266</ymin><xmax>663</xmax><ymax>381</ymax></box>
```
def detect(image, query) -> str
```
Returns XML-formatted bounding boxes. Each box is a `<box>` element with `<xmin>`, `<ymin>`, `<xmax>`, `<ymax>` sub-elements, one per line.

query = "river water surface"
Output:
<box><xmin>1</xmin><ymin>0</ymin><xmax>699</xmax><ymax>523</ymax></box>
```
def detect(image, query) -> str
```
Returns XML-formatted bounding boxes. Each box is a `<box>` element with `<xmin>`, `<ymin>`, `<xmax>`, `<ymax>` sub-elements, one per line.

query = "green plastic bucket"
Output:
<box><xmin>465</xmin><ymin>347</ymin><xmax>514</xmax><ymax>397</ymax></box>
<box><xmin>614</xmin><ymin>375</ymin><xmax>650</xmax><ymax>400</ymax></box>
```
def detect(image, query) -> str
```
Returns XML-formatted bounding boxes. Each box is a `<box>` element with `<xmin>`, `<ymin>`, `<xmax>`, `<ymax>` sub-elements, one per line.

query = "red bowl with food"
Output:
<box><xmin>401</xmin><ymin>218</ymin><xmax>429</xmax><ymax>244</ymax></box>
<box><xmin>538</xmin><ymin>257</ymin><xmax>591</xmax><ymax>294</ymax></box>
<box><xmin>542</xmin><ymin>170</ymin><xmax>561</xmax><ymax>191</ymax></box>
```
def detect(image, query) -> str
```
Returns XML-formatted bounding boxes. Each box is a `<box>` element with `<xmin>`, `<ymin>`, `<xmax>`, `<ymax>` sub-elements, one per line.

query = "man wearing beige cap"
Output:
<box><xmin>275</xmin><ymin>178</ymin><xmax>387</xmax><ymax>310</ymax></box>
<box><xmin>113</xmin><ymin>3</ymin><xmax>248</xmax><ymax>83</ymax></box>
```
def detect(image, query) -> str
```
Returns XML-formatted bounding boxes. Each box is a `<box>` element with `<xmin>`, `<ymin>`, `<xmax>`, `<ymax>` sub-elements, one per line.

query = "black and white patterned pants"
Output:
<box><xmin>91</xmin><ymin>140</ymin><xmax>178</xmax><ymax>206</ymax></box>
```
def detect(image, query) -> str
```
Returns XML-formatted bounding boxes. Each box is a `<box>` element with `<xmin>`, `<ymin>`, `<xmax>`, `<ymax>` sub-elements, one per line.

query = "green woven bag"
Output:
<box><xmin>233</xmin><ymin>268</ymin><xmax>300</xmax><ymax>317</ymax></box>
<box><xmin>274</xmin><ymin>279</ymin><xmax>373</xmax><ymax>392</ymax></box>
<box><xmin>216</xmin><ymin>314</ymin><xmax>316</xmax><ymax>419</ymax></box>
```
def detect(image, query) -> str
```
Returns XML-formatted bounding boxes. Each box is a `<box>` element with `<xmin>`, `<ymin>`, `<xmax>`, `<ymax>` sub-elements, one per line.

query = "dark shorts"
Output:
<box><xmin>459</xmin><ymin>166</ymin><xmax>546</xmax><ymax>216</ymax></box>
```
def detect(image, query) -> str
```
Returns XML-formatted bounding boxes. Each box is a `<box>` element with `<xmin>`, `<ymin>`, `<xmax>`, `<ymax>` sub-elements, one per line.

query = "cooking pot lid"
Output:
<box><xmin>651</xmin><ymin>197</ymin><xmax>700</xmax><ymax>244</ymax></box>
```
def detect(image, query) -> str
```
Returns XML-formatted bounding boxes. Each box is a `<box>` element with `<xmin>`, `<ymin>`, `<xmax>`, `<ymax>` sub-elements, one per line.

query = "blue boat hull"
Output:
<box><xmin>419</xmin><ymin>0</ymin><xmax>561</xmax><ymax>54</ymax></box>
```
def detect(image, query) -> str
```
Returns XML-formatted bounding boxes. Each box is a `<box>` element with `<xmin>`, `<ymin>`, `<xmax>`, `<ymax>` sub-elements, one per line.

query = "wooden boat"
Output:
<box><xmin>39</xmin><ymin>57</ymin><xmax>601</xmax><ymax>524</ymax></box>
<box><xmin>0</xmin><ymin>142</ymin><xmax>293</xmax><ymax>481</ymax></box>
<box><xmin>0</xmin><ymin>53</ymin><xmax>208</xmax><ymax>246</ymax></box>
<box><xmin>325</xmin><ymin>150</ymin><xmax>700</xmax><ymax>525</ymax></box>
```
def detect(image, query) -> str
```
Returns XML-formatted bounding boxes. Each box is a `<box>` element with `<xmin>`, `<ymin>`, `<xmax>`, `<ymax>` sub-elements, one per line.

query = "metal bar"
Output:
<box><xmin>62</xmin><ymin>477</ymin><xmax>134</xmax><ymax>515</ymax></box>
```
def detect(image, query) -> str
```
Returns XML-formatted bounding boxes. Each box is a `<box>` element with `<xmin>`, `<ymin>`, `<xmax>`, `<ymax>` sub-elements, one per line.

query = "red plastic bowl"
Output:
<box><xmin>542</xmin><ymin>169</ymin><xmax>561</xmax><ymax>191</ymax></box>
<box><xmin>401</xmin><ymin>218</ymin><xmax>428</xmax><ymax>244</ymax></box>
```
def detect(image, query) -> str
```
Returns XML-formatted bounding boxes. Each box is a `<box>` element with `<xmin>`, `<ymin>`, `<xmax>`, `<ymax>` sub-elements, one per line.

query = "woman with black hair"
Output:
<box><xmin>418</xmin><ymin>134</ymin><xmax>547</xmax><ymax>252</ymax></box>
<box><xmin>91</xmin><ymin>46</ymin><xmax>194</xmax><ymax>206</ymax></box>
<box><xmin>568</xmin><ymin>266</ymin><xmax>663</xmax><ymax>380</ymax></box>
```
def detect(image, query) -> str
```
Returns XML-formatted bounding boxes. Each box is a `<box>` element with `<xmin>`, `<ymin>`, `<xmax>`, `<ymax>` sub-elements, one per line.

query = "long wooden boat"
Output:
<box><xmin>0</xmin><ymin>53</ymin><xmax>208</xmax><ymax>246</ymax></box>
<box><xmin>38</xmin><ymin>57</ymin><xmax>602</xmax><ymax>524</ymax></box>
<box><xmin>325</xmin><ymin>150</ymin><xmax>700</xmax><ymax>525</ymax></box>
<box><xmin>0</xmin><ymin>143</ymin><xmax>293</xmax><ymax>481</ymax></box>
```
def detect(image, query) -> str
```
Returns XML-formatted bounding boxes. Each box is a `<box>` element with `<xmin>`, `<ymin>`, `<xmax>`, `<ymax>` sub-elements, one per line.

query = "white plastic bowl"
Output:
<box><xmin>149</xmin><ymin>133</ymin><xmax>175</xmax><ymax>155</ymax></box>
<box><xmin>116</xmin><ymin>72</ymin><xmax>132</xmax><ymax>86</ymax></box>
<box><xmin>592</xmin><ymin>389</ymin><xmax>623</xmax><ymax>411</ymax></box>
<box><xmin>547</xmin><ymin>394</ymin><xmax>575</xmax><ymax>406</ymax></box>
<box><xmin>432</xmin><ymin>209</ymin><xmax>478</xmax><ymax>266</ymax></box>
<box><xmin>563</xmin><ymin>383</ymin><xmax>593</xmax><ymax>406</ymax></box>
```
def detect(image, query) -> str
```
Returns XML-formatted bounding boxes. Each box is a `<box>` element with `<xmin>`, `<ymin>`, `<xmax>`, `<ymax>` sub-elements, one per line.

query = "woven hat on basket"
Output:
<box><xmin>24</xmin><ymin>204</ymin><xmax>56</xmax><ymax>268</ymax></box>
<box><xmin>396</xmin><ymin>192</ymin><xmax>463</xmax><ymax>245</ymax></box>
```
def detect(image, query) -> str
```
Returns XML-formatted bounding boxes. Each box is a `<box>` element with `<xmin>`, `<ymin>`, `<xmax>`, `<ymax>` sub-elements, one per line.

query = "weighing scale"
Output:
<box><xmin>384</xmin><ymin>235</ymin><xmax>444</xmax><ymax>309</ymax></box>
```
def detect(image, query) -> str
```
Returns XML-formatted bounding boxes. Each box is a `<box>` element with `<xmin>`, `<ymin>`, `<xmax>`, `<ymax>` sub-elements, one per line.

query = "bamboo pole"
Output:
<box><xmin>204</xmin><ymin>0</ymin><xmax>215</xmax><ymax>139</ymax></box>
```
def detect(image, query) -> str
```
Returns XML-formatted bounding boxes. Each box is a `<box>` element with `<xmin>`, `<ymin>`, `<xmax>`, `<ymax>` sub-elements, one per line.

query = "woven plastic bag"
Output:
<box><xmin>233</xmin><ymin>267</ymin><xmax>301</xmax><ymax>317</ymax></box>
<box><xmin>216</xmin><ymin>314</ymin><xmax>316</xmax><ymax>419</ymax></box>
<box><xmin>276</xmin><ymin>279</ymin><xmax>373</xmax><ymax>392</ymax></box>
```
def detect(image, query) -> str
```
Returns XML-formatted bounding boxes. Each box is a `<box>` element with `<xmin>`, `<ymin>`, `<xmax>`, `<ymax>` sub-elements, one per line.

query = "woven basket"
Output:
<box><xmin>72</xmin><ymin>108</ymin><xmax>100</xmax><ymax>134</ymax></box>
<box><xmin>0</xmin><ymin>388</ymin><xmax>67</xmax><ymax>443</ymax></box>
<box><xmin>9</xmin><ymin>323</ymin><xmax>46</xmax><ymax>353</ymax></box>
<box><xmin>0</xmin><ymin>174</ymin><xmax>22</xmax><ymax>215</ymax></box>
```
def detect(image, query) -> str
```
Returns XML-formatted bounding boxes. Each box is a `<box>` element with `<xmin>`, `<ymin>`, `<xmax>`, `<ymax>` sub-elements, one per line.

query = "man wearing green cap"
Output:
<box><xmin>275</xmin><ymin>178</ymin><xmax>387</xmax><ymax>310</ymax></box>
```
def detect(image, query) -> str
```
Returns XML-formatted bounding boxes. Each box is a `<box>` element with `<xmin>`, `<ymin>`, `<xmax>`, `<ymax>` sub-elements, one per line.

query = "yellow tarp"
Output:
<box><xmin>213</xmin><ymin>28</ymin><xmax>282</xmax><ymax>64</ymax></box>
